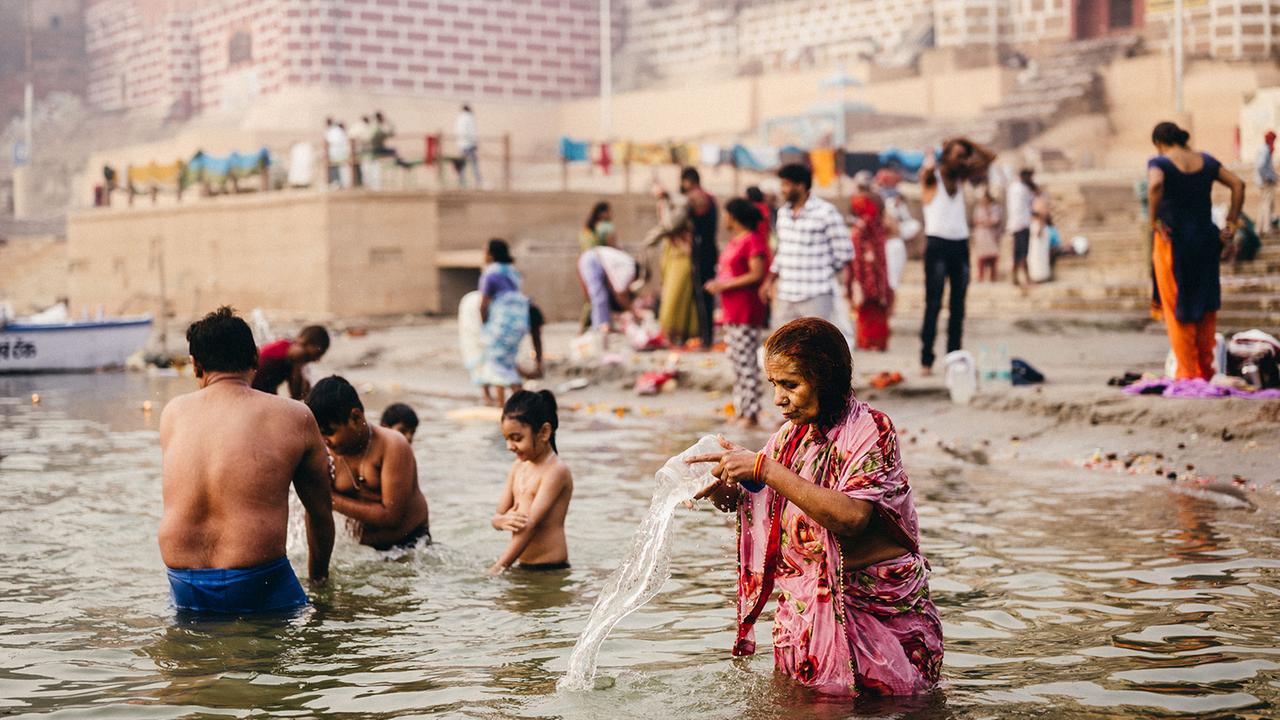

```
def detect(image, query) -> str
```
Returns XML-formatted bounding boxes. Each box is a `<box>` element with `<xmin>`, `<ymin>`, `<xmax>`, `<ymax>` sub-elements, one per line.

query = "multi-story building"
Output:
<box><xmin>84</xmin><ymin>0</ymin><xmax>607</xmax><ymax>119</ymax></box>
<box><xmin>615</xmin><ymin>0</ymin><xmax>1277</xmax><ymax>89</ymax></box>
<box><xmin>81</xmin><ymin>0</ymin><xmax>1280</xmax><ymax>119</ymax></box>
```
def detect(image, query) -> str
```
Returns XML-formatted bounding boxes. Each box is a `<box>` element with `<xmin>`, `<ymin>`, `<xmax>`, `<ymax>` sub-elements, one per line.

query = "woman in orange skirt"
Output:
<box><xmin>1146</xmin><ymin>122</ymin><xmax>1245</xmax><ymax>380</ymax></box>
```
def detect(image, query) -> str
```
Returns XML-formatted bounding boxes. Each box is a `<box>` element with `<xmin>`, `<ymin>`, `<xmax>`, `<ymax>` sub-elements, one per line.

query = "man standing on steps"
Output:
<box><xmin>1256</xmin><ymin>130</ymin><xmax>1277</xmax><ymax>236</ymax></box>
<box><xmin>918</xmin><ymin>137</ymin><xmax>996</xmax><ymax>376</ymax></box>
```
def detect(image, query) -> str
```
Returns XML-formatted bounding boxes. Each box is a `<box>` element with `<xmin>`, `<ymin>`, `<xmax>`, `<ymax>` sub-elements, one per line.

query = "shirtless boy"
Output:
<box><xmin>490</xmin><ymin>390</ymin><xmax>573</xmax><ymax>574</ymax></box>
<box><xmin>159</xmin><ymin>307</ymin><xmax>334</xmax><ymax>614</ymax></box>
<box><xmin>252</xmin><ymin>325</ymin><xmax>330</xmax><ymax>399</ymax></box>
<box><xmin>307</xmin><ymin>376</ymin><xmax>431</xmax><ymax>550</ymax></box>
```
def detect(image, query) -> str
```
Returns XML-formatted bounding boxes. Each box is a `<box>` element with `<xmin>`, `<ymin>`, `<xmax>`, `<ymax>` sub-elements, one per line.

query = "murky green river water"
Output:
<box><xmin>1</xmin><ymin>374</ymin><xmax>1277</xmax><ymax>718</ymax></box>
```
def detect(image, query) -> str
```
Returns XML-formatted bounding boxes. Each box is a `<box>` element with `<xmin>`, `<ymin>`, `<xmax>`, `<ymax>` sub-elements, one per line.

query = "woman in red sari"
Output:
<box><xmin>849</xmin><ymin>178</ymin><xmax>893</xmax><ymax>351</ymax></box>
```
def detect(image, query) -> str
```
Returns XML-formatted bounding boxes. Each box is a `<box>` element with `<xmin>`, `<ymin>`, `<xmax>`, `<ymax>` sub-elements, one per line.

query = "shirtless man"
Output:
<box><xmin>159</xmin><ymin>307</ymin><xmax>334</xmax><ymax>614</ymax></box>
<box><xmin>490</xmin><ymin>390</ymin><xmax>573</xmax><ymax>574</ymax></box>
<box><xmin>306</xmin><ymin>376</ymin><xmax>431</xmax><ymax>550</ymax></box>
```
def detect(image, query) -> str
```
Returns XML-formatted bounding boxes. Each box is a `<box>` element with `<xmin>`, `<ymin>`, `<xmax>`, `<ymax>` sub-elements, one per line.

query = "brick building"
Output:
<box><xmin>615</xmin><ymin>0</ymin><xmax>1277</xmax><ymax>89</ymax></box>
<box><xmin>84</xmin><ymin>0</ymin><xmax>606</xmax><ymax>120</ymax></box>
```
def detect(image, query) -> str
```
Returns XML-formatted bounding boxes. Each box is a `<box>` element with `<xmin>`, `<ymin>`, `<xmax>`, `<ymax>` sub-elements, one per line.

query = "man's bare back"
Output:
<box><xmin>159</xmin><ymin>374</ymin><xmax>334</xmax><ymax>579</ymax></box>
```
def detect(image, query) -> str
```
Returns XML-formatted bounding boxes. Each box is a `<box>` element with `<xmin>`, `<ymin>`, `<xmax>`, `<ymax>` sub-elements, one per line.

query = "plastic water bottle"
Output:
<box><xmin>655</xmin><ymin>435</ymin><xmax>724</xmax><ymax>497</ymax></box>
<box><xmin>997</xmin><ymin>343</ymin><xmax>1011</xmax><ymax>381</ymax></box>
<box><xmin>978</xmin><ymin>344</ymin><xmax>994</xmax><ymax>380</ymax></box>
<box><xmin>944</xmin><ymin>350</ymin><xmax>978</xmax><ymax>405</ymax></box>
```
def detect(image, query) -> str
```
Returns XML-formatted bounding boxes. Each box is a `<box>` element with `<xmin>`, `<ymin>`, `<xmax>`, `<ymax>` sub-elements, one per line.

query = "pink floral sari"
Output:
<box><xmin>734</xmin><ymin>401</ymin><xmax>943</xmax><ymax>697</ymax></box>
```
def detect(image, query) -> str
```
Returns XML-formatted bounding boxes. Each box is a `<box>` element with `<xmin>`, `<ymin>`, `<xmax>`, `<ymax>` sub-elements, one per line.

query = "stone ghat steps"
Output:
<box><xmin>1217</xmin><ymin>311</ymin><xmax>1280</xmax><ymax>333</ymax></box>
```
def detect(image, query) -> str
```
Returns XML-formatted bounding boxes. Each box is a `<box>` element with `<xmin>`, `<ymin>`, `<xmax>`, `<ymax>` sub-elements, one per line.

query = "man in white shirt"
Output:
<box><xmin>919</xmin><ymin>137</ymin><xmax>995</xmax><ymax>374</ymax></box>
<box><xmin>454</xmin><ymin>104</ymin><xmax>481</xmax><ymax>188</ymax></box>
<box><xmin>760</xmin><ymin>163</ymin><xmax>852</xmax><ymax>328</ymax></box>
<box><xmin>1006</xmin><ymin>167</ymin><xmax>1037</xmax><ymax>288</ymax></box>
<box><xmin>1257</xmin><ymin>131</ymin><xmax>1277</xmax><ymax>236</ymax></box>
<box><xmin>324</xmin><ymin>118</ymin><xmax>350</xmax><ymax>189</ymax></box>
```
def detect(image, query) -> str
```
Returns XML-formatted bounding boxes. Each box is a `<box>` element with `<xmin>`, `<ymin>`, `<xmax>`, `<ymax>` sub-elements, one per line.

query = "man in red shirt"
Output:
<box><xmin>251</xmin><ymin>325</ymin><xmax>330</xmax><ymax>399</ymax></box>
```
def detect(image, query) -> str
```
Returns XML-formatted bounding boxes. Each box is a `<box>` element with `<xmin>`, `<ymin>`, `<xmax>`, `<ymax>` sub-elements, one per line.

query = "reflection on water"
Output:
<box><xmin>1</xmin><ymin>373</ymin><xmax>1278</xmax><ymax>718</ymax></box>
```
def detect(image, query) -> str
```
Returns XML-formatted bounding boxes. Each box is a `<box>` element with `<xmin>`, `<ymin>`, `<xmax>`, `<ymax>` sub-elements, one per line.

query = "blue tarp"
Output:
<box><xmin>559</xmin><ymin>136</ymin><xmax>589</xmax><ymax>162</ymax></box>
<box><xmin>187</xmin><ymin>148</ymin><xmax>270</xmax><ymax>177</ymax></box>
<box><xmin>878</xmin><ymin>147</ymin><xmax>926</xmax><ymax>173</ymax></box>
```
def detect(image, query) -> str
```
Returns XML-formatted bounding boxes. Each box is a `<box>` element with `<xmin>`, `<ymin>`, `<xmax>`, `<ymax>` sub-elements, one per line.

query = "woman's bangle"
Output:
<box><xmin>752</xmin><ymin>452</ymin><xmax>765</xmax><ymax>484</ymax></box>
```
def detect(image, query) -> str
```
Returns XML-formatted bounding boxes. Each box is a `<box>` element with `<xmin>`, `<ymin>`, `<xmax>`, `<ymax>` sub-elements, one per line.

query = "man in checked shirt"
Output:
<box><xmin>760</xmin><ymin>163</ymin><xmax>853</xmax><ymax>330</ymax></box>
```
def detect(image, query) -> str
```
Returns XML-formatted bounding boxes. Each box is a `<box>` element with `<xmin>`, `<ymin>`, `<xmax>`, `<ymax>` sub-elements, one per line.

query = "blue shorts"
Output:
<box><xmin>167</xmin><ymin>556</ymin><xmax>309</xmax><ymax>615</ymax></box>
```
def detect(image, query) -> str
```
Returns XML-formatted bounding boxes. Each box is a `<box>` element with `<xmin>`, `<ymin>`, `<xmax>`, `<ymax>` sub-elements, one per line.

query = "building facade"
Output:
<box><xmin>82</xmin><ymin>0</ymin><xmax>1279</xmax><ymax>119</ymax></box>
<box><xmin>85</xmin><ymin>0</ymin><xmax>606</xmax><ymax>119</ymax></box>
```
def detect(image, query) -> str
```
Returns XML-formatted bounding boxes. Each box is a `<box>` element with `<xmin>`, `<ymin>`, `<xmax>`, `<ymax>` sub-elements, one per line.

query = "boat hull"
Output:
<box><xmin>0</xmin><ymin>318</ymin><xmax>153</xmax><ymax>373</ymax></box>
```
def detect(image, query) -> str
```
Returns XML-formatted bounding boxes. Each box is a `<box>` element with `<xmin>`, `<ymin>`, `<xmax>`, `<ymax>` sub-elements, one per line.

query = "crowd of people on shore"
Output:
<box><xmin>152</xmin><ymin>118</ymin><xmax>1266</xmax><ymax>704</ymax></box>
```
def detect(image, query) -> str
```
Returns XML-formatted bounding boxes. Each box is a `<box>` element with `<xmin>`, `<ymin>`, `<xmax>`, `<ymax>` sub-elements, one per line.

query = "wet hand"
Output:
<box><xmin>492</xmin><ymin>511</ymin><xmax>529</xmax><ymax>532</ymax></box>
<box><xmin>486</xmin><ymin>562</ymin><xmax>506</xmax><ymax>576</ymax></box>
<box><xmin>687</xmin><ymin>435</ymin><xmax>757</xmax><ymax>491</ymax></box>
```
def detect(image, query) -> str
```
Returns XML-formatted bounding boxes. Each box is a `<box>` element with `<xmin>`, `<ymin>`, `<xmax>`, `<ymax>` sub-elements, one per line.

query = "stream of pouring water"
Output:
<box><xmin>559</xmin><ymin>435</ymin><xmax>722</xmax><ymax>691</ymax></box>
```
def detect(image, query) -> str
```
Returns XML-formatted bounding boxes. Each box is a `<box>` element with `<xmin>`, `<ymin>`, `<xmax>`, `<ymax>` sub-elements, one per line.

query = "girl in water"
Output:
<box><xmin>489</xmin><ymin>390</ymin><xmax>574</xmax><ymax>574</ymax></box>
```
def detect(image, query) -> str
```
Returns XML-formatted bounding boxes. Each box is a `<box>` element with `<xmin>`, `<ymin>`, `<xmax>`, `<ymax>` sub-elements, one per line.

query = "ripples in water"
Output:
<box><xmin>1</xmin><ymin>374</ymin><xmax>1277</xmax><ymax>718</ymax></box>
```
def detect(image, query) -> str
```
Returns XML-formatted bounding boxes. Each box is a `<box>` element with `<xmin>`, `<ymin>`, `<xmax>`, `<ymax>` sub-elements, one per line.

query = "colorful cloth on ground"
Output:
<box><xmin>1147</xmin><ymin>153</ymin><xmax>1223</xmax><ymax>323</ymax></box>
<box><xmin>1152</xmin><ymin>228</ymin><xmax>1216</xmax><ymax>380</ymax></box>
<box><xmin>478</xmin><ymin>263</ymin><xmax>530</xmax><ymax>386</ymax></box>
<box><xmin>735</xmin><ymin>402</ymin><xmax>943</xmax><ymax>697</ymax></box>
<box><xmin>659</xmin><ymin>238</ymin><xmax>698</xmax><ymax>342</ymax></box>
<box><xmin>850</xmin><ymin>194</ymin><xmax>892</xmax><ymax>351</ymax></box>
<box><xmin>810</xmin><ymin>149</ymin><xmax>837</xmax><ymax>188</ymax></box>
<box><xmin>1123</xmin><ymin>376</ymin><xmax>1280</xmax><ymax>399</ymax></box>
<box><xmin>251</xmin><ymin>339</ymin><xmax>293</xmax><ymax>394</ymax></box>
<box><xmin>718</xmin><ymin>231</ymin><xmax>770</xmax><ymax>327</ymax></box>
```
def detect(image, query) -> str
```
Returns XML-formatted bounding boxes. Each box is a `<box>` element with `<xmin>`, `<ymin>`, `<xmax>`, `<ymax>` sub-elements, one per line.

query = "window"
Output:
<box><xmin>228</xmin><ymin>30</ymin><xmax>253</xmax><ymax>66</ymax></box>
<box><xmin>1109</xmin><ymin>0</ymin><xmax>1134</xmax><ymax>29</ymax></box>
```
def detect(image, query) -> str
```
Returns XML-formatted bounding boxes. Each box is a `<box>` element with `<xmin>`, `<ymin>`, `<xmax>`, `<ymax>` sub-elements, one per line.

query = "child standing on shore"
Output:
<box><xmin>489</xmin><ymin>390</ymin><xmax>573</xmax><ymax>574</ymax></box>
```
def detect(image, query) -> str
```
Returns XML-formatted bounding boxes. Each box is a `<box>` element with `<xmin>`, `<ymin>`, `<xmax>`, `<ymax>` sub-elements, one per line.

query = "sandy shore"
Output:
<box><xmin>314</xmin><ymin>312</ymin><xmax>1278</xmax><ymax>493</ymax></box>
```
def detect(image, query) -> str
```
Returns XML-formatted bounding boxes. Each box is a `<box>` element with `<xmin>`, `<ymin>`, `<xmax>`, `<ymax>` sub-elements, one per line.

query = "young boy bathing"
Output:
<box><xmin>380</xmin><ymin>402</ymin><xmax>419</xmax><ymax>443</ymax></box>
<box><xmin>489</xmin><ymin>390</ymin><xmax>573</xmax><ymax>574</ymax></box>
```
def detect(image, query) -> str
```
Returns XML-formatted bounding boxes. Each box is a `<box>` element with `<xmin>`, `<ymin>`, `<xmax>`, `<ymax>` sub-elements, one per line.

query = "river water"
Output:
<box><xmin>2</xmin><ymin>373</ymin><xmax>1278</xmax><ymax>718</ymax></box>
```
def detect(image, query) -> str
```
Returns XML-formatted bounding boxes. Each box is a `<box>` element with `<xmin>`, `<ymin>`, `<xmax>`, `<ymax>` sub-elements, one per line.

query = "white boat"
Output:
<box><xmin>0</xmin><ymin>315</ymin><xmax>153</xmax><ymax>373</ymax></box>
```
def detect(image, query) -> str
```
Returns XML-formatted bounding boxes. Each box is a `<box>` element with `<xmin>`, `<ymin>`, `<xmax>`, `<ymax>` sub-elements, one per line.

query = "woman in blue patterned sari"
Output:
<box><xmin>478</xmin><ymin>239</ymin><xmax>531</xmax><ymax>406</ymax></box>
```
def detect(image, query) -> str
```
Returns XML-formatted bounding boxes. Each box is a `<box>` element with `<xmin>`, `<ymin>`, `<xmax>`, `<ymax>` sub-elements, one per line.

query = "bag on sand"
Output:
<box><xmin>1010</xmin><ymin>358</ymin><xmax>1045</xmax><ymax>386</ymax></box>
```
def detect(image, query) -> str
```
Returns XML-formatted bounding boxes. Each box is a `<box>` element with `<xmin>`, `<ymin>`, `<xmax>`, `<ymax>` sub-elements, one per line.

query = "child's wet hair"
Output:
<box><xmin>502</xmin><ymin>390</ymin><xmax>559</xmax><ymax>453</ymax></box>
<box><xmin>380</xmin><ymin>402</ymin><xmax>418</xmax><ymax>431</ymax></box>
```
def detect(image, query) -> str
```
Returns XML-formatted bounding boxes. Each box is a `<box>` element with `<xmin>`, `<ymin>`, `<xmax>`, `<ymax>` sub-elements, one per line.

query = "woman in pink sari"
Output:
<box><xmin>689</xmin><ymin>317</ymin><xmax>942</xmax><ymax>698</ymax></box>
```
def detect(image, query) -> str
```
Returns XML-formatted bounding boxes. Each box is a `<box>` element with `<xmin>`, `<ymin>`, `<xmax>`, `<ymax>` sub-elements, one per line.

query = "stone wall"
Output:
<box><xmin>0</xmin><ymin>237</ymin><xmax>68</xmax><ymax>315</ymax></box>
<box><xmin>84</xmin><ymin>0</ymin><xmax>607</xmax><ymax>118</ymax></box>
<box><xmin>65</xmin><ymin>190</ymin><xmax>660</xmax><ymax>322</ymax></box>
